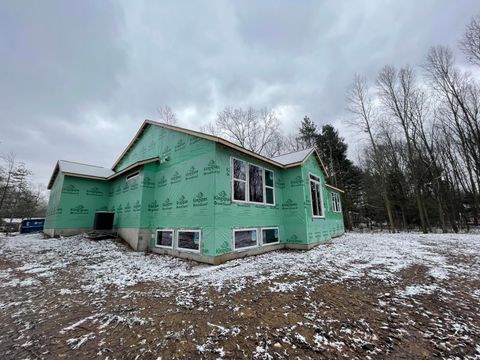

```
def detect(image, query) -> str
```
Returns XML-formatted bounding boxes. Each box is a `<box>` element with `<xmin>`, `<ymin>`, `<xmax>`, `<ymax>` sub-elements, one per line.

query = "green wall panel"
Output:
<box><xmin>301</xmin><ymin>155</ymin><xmax>345</xmax><ymax>243</ymax></box>
<box><xmin>53</xmin><ymin>176</ymin><xmax>110</xmax><ymax>229</ymax></box>
<box><xmin>109</xmin><ymin>126</ymin><xmax>217</xmax><ymax>255</ymax></box>
<box><xmin>44</xmin><ymin>173</ymin><xmax>64</xmax><ymax>230</ymax></box>
<box><xmin>212</xmin><ymin>145</ymin><xmax>285</xmax><ymax>255</ymax></box>
<box><xmin>46</xmin><ymin>124</ymin><xmax>344</xmax><ymax>258</ymax></box>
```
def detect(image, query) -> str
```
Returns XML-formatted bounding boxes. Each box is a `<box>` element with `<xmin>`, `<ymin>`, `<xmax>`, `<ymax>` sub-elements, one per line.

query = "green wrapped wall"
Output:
<box><xmin>45</xmin><ymin>175</ymin><xmax>109</xmax><ymax>230</ymax></box>
<box><xmin>301</xmin><ymin>155</ymin><xmax>345</xmax><ymax>243</ymax></box>
<box><xmin>45</xmin><ymin>123</ymin><xmax>344</xmax><ymax>260</ymax></box>
<box><xmin>110</xmin><ymin>124</ymin><xmax>218</xmax><ymax>254</ymax></box>
<box><xmin>212</xmin><ymin>145</ymin><xmax>286</xmax><ymax>256</ymax></box>
<box><xmin>44</xmin><ymin>173</ymin><xmax>64</xmax><ymax>230</ymax></box>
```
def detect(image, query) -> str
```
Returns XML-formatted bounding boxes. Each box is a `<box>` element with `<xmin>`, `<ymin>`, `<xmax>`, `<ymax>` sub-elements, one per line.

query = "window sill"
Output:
<box><xmin>232</xmin><ymin>199</ymin><xmax>276</xmax><ymax>207</ymax></box>
<box><xmin>176</xmin><ymin>248</ymin><xmax>200</xmax><ymax>253</ymax></box>
<box><xmin>155</xmin><ymin>245</ymin><xmax>174</xmax><ymax>249</ymax></box>
<box><xmin>233</xmin><ymin>245</ymin><xmax>259</xmax><ymax>252</ymax></box>
<box><xmin>262</xmin><ymin>241</ymin><xmax>280</xmax><ymax>246</ymax></box>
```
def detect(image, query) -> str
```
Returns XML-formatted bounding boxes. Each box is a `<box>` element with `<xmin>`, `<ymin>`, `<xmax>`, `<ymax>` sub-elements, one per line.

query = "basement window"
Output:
<box><xmin>309</xmin><ymin>174</ymin><xmax>324</xmax><ymax>218</ymax></box>
<box><xmin>233</xmin><ymin>228</ymin><xmax>258</xmax><ymax>250</ymax></box>
<box><xmin>156</xmin><ymin>229</ymin><xmax>174</xmax><ymax>248</ymax></box>
<box><xmin>177</xmin><ymin>230</ymin><xmax>201</xmax><ymax>252</ymax></box>
<box><xmin>332</xmin><ymin>193</ymin><xmax>342</xmax><ymax>213</ymax></box>
<box><xmin>262</xmin><ymin>227</ymin><xmax>279</xmax><ymax>245</ymax></box>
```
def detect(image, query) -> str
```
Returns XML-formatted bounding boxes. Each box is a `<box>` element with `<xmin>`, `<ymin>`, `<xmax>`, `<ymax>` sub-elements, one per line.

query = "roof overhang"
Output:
<box><xmin>111</xmin><ymin>120</ymin><xmax>286</xmax><ymax>170</ymax></box>
<box><xmin>283</xmin><ymin>148</ymin><xmax>329</xmax><ymax>178</ymax></box>
<box><xmin>48</xmin><ymin>157</ymin><xmax>160</xmax><ymax>189</ymax></box>
<box><xmin>325</xmin><ymin>184</ymin><xmax>345</xmax><ymax>193</ymax></box>
<box><xmin>107</xmin><ymin>157</ymin><xmax>160</xmax><ymax>180</ymax></box>
<box><xmin>47</xmin><ymin>161</ymin><xmax>60</xmax><ymax>190</ymax></box>
<box><xmin>49</xmin><ymin>119</ymin><xmax>344</xmax><ymax>192</ymax></box>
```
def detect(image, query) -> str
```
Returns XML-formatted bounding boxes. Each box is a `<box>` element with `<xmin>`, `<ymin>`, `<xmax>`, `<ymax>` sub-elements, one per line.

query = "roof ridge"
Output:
<box><xmin>59</xmin><ymin>159</ymin><xmax>109</xmax><ymax>169</ymax></box>
<box><xmin>272</xmin><ymin>147</ymin><xmax>314</xmax><ymax>158</ymax></box>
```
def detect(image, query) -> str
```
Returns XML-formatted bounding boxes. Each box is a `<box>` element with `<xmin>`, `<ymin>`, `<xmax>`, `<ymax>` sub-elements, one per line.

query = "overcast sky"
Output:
<box><xmin>0</xmin><ymin>1</ymin><xmax>479</xmax><ymax>189</ymax></box>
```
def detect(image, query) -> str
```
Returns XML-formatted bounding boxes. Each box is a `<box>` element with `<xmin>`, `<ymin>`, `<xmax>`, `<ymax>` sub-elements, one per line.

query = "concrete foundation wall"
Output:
<box><xmin>43</xmin><ymin>228</ymin><xmax>91</xmax><ymax>237</ymax></box>
<box><xmin>151</xmin><ymin>242</ymin><xmax>285</xmax><ymax>265</ymax></box>
<box><xmin>43</xmin><ymin>225</ymin><xmax>343</xmax><ymax>263</ymax></box>
<box><xmin>43</xmin><ymin>228</ymin><xmax>55</xmax><ymax>237</ymax></box>
<box><xmin>116</xmin><ymin>227</ymin><xmax>151</xmax><ymax>251</ymax></box>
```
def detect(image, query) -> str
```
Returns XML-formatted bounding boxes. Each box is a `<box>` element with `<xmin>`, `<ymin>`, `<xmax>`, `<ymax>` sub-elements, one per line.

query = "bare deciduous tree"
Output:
<box><xmin>0</xmin><ymin>153</ymin><xmax>44</xmax><ymax>233</ymax></box>
<box><xmin>460</xmin><ymin>15</ymin><xmax>480</xmax><ymax>67</ymax></box>
<box><xmin>157</xmin><ymin>105</ymin><xmax>178</xmax><ymax>125</ymax></box>
<box><xmin>200</xmin><ymin>122</ymin><xmax>220</xmax><ymax>137</ymax></box>
<box><xmin>376</xmin><ymin>65</ymin><xmax>431</xmax><ymax>233</ymax></box>
<box><xmin>210</xmin><ymin>106</ymin><xmax>284</xmax><ymax>157</ymax></box>
<box><xmin>424</xmin><ymin>45</ymin><xmax>480</xmax><ymax>226</ymax></box>
<box><xmin>347</xmin><ymin>75</ymin><xmax>396</xmax><ymax>232</ymax></box>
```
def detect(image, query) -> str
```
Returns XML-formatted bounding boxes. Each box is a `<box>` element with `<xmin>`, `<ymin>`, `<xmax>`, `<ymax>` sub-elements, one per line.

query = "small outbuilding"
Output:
<box><xmin>44</xmin><ymin>121</ymin><xmax>344</xmax><ymax>264</ymax></box>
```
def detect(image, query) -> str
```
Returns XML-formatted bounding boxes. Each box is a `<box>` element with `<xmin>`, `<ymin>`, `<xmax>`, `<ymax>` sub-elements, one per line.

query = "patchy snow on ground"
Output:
<box><xmin>1</xmin><ymin>232</ymin><xmax>479</xmax><ymax>296</ymax></box>
<box><xmin>1</xmin><ymin>231</ymin><xmax>479</xmax><ymax>358</ymax></box>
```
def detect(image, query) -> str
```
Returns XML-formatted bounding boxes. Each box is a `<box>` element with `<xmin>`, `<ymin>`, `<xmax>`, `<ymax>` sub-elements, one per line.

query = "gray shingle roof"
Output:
<box><xmin>58</xmin><ymin>160</ymin><xmax>114</xmax><ymax>178</ymax></box>
<box><xmin>270</xmin><ymin>147</ymin><xmax>314</xmax><ymax>165</ymax></box>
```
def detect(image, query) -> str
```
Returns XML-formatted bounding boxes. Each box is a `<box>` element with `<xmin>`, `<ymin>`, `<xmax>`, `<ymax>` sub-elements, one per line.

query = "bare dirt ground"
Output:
<box><xmin>0</xmin><ymin>232</ymin><xmax>479</xmax><ymax>359</ymax></box>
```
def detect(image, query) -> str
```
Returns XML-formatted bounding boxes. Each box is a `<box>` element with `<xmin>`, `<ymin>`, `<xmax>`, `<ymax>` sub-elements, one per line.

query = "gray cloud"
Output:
<box><xmin>0</xmin><ymin>0</ymin><xmax>478</xmax><ymax>188</ymax></box>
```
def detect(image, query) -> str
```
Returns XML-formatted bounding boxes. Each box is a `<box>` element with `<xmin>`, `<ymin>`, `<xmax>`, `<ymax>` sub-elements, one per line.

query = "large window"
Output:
<box><xmin>309</xmin><ymin>174</ymin><xmax>324</xmax><ymax>217</ymax></box>
<box><xmin>262</xmin><ymin>227</ymin><xmax>279</xmax><ymax>245</ymax></box>
<box><xmin>233</xmin><ymin>229</ymin><xmax>258</xmax><ymax>250</ymax></box>
<box><xmin>177</xmin><ymin>230</ymin><xmax>201</xmax><ymax>252</ymax></box>
<box><xmin>231</xmin><ymin>158</ymin><xmax>275</xmax><ymax>205</ymax></box>
<box><xmin>233</xmin><ymin>159</ymin><xmax>247</xmax><ymax>201</ymax></box>
<box><xmin>249</xmin><ymin>164</ymin><xmax>264</xmax><ymax>203</ymax></box>
<box><xmin>265</xmin><ymin>170</ymin><xmax>274</xmax><ymax>205</ymax></box>
<box><xmin>332</xmin><ymin>192</ymin><xmax>341</xmax><ymax>213</ymax></box>
<box><xmin>156</xmin><ymin>230</ymin><xmax>174</xmax><ymax>248</ymax></box>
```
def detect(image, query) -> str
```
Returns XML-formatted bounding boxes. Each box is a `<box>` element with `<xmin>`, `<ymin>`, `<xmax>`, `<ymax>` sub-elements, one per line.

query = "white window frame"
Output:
<box><xmin>231</xmin><ymin>157</ymin><xmax>275</xmax><ymax>206</ymax></box>
<box><xmin>264</xmin><ymin>169</ymin><xmax>275</xmax><ymax>205</ymax></box>
<box><xmin>332</xmin><ymin>192</ymin><xmax>342</xmax><ymax>213</ymax></box>
<box><xmin>309</xmin><ymin>173</ymin><xmax>324</xmax><ymax>218</ymax></box>
<box><xmin>231</xmin><ymin>158</ymin><xmax>248</xmax><ymax>203</ymax></box>
<box><xmin>155</xmin><ymin>229</ymin><xmax>174</xmax><ymax>249</ymax></box>
<box><xmin>232</xmin><ymin>228</ymin><xmax>258</xmax><ymax>251</ymax></box>
<box><xmin>261</xmin><ymin>227</ymin><xmax>280</xmax><ymax>246</ymax></box>
<box><xmin>176</xmin><ymin>229</ymin><xmax>201</xmax><ymax>253</ymax></box>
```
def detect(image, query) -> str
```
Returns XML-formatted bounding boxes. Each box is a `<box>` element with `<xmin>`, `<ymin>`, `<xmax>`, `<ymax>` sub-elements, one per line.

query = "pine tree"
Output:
<box><xmin>316</xmin><ymin>125</ymin><xmax>349</xmax><ymax>187</ymax></box>
<box><xmin>316</xmin><ymin>124</ymin><xmax>363</xmax><ymax>230</ymax></box>
<box><xmin>297</xmin><ymin>116</ymin><xmax>318</xmax><ymax>148</ymax></box>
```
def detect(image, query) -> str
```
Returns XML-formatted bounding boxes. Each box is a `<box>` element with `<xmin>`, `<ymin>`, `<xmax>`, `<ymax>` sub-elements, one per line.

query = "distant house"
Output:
<box><xmin>44</xmin><ymin>120</ymin><xmax>344</xmax><ymax>264</ymax></box>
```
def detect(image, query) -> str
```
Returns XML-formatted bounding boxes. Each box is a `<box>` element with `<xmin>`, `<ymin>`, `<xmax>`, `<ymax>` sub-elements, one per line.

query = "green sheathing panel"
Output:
<box><xmin>110</xmin><ymin>124</ymin><xmax>217</xmax><ymax>256</ymax></box>
<box><xmin>281</xmin><ymin>166</ymin><xmax>309</xmax><ymax>245</ymax></box>
<box><xmin>108</xmin><ymin>170</ymin><xmax>145</xmax><ymax>229</ymax></box>
<box><xmin>145</xmin><ymin>142</ymin><xmax>216</xmax><ymax>255</ymax></box>
<box><xmin>54</xmin><ymin>176</ymin><xmax>110</xmax><ymax>229</ymax></box>
<box><xmin>46</xmin><ymin>121</ymin><xmax>344</xmax><ymax>258</ymax></box>
<box><xmin>114</xmin><ymin>124</ymin><xmax>161</xmax><ymax>172</ymax></box>
<box><xmin>301</xmin><ymin>155</ymin><xmax>345</xmax><ymax>243</ymax></box>
<box><xmin>213</xmin><ymin>144</ymin><xmax>305</xmax><ymax>256</ymax></box>
<box><xmin>44</xmin><ymin>173</ymin><xmax>64</xmax><ymax>230</ymax></box>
